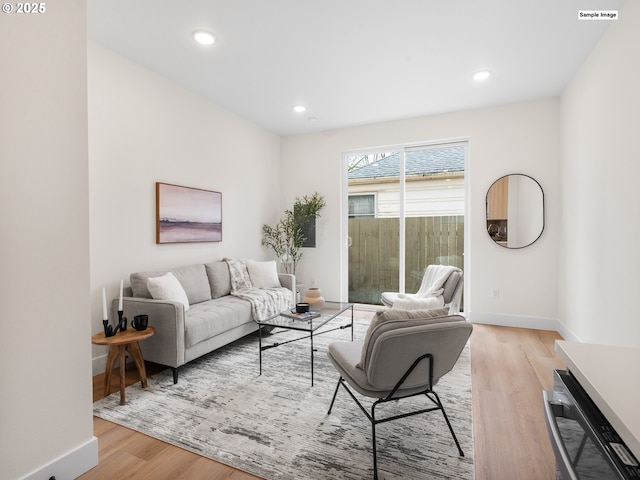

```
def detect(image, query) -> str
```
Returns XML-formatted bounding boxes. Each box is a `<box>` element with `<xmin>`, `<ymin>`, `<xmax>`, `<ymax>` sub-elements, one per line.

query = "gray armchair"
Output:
<box><xmin>381</xmin><ymin>265</ymin><xmax>463</xmax><ymax>313</ymax></box>
<box><xmin>326</xmin><ymin>308</ymin><xmax>473</xmax><ymax>479</ymax></box>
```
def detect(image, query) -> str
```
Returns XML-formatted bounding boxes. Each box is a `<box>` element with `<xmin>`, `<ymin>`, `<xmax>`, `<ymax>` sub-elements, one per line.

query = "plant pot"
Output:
<box><xmin>303</xmin><ymin>287</ymin><xmax>325</xmax><ymax>309</ymax></box>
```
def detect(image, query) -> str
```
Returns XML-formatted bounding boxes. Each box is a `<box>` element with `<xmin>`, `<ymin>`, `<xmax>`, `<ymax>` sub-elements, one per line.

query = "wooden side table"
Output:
<box><xmin>92</xmin><ymin>327</ymin><xmax>155</xmax><ymax>405</ymax></box>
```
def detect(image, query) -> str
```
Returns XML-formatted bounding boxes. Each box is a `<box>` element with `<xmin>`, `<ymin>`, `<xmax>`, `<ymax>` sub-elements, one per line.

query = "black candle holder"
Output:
<box><xmin>117</xmin><ymin>309</ymin><xmax>128</xmax><ymax>332</ymax></box>
<box><xmin>102</xmin><ymin>319</ymin><xmax>116</xmax><ymax>337</ymax></box>
<box><xmin>102</xmin><ymin>310</ymin><xmax>128</xmax><ymax>337</ymax></box>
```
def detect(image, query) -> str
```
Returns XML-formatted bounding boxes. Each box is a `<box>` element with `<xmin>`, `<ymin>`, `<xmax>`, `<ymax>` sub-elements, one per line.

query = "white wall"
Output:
<box><xmin>559</xmin><ymin>0</ymin><xmax>640</xmax><ymax>345</ymax></box>
<box><xmin>0</xmin><ymin>1</ymin><xmax>97</xmax><ymax>479</ymax></box>
<box><xmin>281</xmin><ymin>99</ymin><xmax>561</xmax><ymax>328</ymax></box>
<box><xmin>88</xmin><ymin>42</ymin><xmax>282</xmax><ymax>372</ymax></box>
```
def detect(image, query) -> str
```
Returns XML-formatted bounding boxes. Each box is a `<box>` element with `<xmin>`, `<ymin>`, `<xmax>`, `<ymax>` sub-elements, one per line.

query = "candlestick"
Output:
<box><xmin>102</xmin><ymin>288</ymin><xmax>108</xmax><ymax>321</ymax></box>
<box><xmin>118</xmin><ymin>280</ymin><xmax>123</xmax><ymax>311</ymax></box>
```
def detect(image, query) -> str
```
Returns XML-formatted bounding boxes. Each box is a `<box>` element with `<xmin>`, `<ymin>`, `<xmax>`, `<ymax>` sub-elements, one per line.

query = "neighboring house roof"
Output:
<box><xmin>348</xmin><ymin>144</ymin><xmax>465</xmax><ymax>179</ymax></box>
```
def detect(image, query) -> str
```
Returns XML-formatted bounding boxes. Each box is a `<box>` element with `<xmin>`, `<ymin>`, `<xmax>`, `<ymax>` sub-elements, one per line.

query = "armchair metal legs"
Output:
<box><xmin>327</xmin><ymin>376</ymin><xmax>464</xmax><ymax>480</ymax></box>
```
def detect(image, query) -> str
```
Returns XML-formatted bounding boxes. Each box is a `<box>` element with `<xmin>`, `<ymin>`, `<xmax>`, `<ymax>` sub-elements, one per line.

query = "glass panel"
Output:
<box><xmin>403</xmin><ymin>146</ymin><xmax>465</xmax><ymax>301</ymax></box>
<box><xmin>347</xmin><ymin>151</ymin><xmax>399</xmax><ymax>304</ymax></box>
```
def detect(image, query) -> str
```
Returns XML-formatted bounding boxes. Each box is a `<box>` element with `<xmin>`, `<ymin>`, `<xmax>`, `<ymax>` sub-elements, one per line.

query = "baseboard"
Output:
<box><xmin>469</xmin><ymin>312</ymin><xmax>565</xmax><ymax>334</ymax></box>
<box><xmin>20</xmin><ymin>436</ymin><xmax>98</xmax><ymax>480</ymax></box>
<box><xmin>92</xmin><ymin>352</ymin><xmax>108</xmax><ymax>376</ymax></box>
<box><xmin>93</xmin><ymin>352</ymin><xmax>138</xmax><ymax>376</ymax></box>
<box><xmin>554</xmin><ymin>322</ymin><xmax>581</xmax><ymax>342</ymax></box>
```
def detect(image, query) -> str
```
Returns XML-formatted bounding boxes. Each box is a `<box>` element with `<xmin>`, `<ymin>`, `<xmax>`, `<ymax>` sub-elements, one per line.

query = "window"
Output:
<box><xmin>348</xmin><ymin>193</ymin><xmax>376</xmax><ymax>218</ymax></box>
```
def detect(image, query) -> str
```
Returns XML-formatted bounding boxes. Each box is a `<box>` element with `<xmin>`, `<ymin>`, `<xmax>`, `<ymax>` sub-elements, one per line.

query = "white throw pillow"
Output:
<box><xmin>146</xmin><ymin>272</ymin><xmax>190</xmax><ymax>311</ymax></box>
<box><xmin>246</xmin><ymin>260</ymin><xmax>281</xmax><ymax>289</ymax></box>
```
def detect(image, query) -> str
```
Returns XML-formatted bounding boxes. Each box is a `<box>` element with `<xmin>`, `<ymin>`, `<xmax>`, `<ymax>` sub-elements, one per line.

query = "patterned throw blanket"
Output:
<box><xmin>224</xmin><ymin>258</ymin><xmax>292</xmax><ymax>321</ymax></box>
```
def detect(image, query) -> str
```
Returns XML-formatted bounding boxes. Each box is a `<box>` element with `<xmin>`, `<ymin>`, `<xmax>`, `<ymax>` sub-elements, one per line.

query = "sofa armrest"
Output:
<box><xmin>278</xmin><ymin>273</ymin><xmax>296</xmax><ymax>306</ymax></box>
<box><xmin>111</xmin><ymin>297</ymin><xmax>185</xmax><ymax>368</ymax></box>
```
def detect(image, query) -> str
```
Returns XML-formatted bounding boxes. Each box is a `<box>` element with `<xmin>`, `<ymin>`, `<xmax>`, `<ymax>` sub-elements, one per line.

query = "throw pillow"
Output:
<box><xmin>205</xmin><ymin>261</ymin><xmax>232</xmax><ymax>298</ymax></box>
<box><xmin>171</xmin><ymin>264</ymin><xmax>211</xmax><ymax>304</ymax></box>
<box><xmin>358</xmin><ymin>307</ymin><xmax>451</xmax><ymax>370</ymax></box>
<box><xmin>130</xmin><ymin>271</ymin><xmax>166</xmax><ymax>298</ymax></box>
<box><xmin>146</xmin><ymin>272</ymin><xmax>190</xmax><ymax>312</ymax></box>
<box><xmin>246</xmin><ymin>260</ymin><xmax>281</xmax><ymax>289</ymax></box>
<box><xmin>224</xmin><ymin>258</ymin><xmax>253</xmax><ymax>293</ymax></box>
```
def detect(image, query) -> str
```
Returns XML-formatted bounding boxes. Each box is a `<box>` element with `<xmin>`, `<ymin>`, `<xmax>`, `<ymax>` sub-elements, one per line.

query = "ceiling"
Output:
<box><xmin>87</xmin><ymin>0</ymin><xmax>625</xmax><ymax>136</ymax></box>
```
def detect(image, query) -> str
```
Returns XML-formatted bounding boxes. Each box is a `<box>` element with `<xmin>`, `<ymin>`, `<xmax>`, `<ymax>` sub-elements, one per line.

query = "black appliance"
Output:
<box><xmin>544</xmin><ymin>369</ymin><xmax>640</xmax><ymax>479</ymax></box>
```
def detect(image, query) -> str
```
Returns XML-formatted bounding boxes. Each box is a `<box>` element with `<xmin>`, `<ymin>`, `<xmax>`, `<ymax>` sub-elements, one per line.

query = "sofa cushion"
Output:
<box><xmin>184</xmin><ymin>297</ymin><xmax>253</xmax><ymax>348</ymax></box>
<box><xmin>358</xmin><ymin>308</ymin><xmax>452</xmax><ymax>370</ymax></box>
<box><xmin>171</xmin><ymin>264</ymin><xmax>211</xmax><ymax>305</ymax></box>
<box><xmin>205</xmin><ymin>261</ymin><xmax>232</xmax><ymax>298</ymax></box>
<box><xmin>147</xmin><ymin>272</ymin><xmax>191</xmax><ymax>311</ymax></box>
<box><xmin>246</xmin><ymin>260</ymin><xmax>281</xmax><ymax>288</ymax></box>
<box><xmin>130</xmin><ymin>271</ymin><xmax>166</xmax><ymax>298</ymax></box>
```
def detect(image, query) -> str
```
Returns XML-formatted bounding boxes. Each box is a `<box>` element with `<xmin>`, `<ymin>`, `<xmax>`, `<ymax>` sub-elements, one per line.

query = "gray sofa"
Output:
<box><xmin>111</xmin><ymin>261</ymin><xmax>295</xmax><ymax>383</ymax></box>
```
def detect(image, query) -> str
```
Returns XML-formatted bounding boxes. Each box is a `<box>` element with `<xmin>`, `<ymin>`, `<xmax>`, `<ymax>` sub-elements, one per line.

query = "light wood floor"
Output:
<box><xmin>81</xmin><ymin>310</ymin><xmax>565</xmax><ymax>480</ymax></box>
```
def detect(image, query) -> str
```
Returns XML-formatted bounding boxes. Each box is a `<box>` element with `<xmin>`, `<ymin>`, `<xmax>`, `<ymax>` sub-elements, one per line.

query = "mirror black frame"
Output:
<box><xmin>486</xmin><ymin>173</ymin><xmax>544</xmax><ymax>249</ymax></box>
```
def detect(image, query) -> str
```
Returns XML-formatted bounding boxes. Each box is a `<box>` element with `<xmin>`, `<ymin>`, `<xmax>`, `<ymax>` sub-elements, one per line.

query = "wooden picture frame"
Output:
<box><xmin>156</xmin><ymin>182</ymin><xmax>222</xmax><ymax>244</ymax></box>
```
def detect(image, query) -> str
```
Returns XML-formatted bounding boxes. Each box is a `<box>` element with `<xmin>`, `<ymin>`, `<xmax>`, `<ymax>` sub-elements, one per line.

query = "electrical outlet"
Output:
<box><xmin>492</xmin><ymin>289</ymin><xmax>500</xmax><ymax>298</ymax></box>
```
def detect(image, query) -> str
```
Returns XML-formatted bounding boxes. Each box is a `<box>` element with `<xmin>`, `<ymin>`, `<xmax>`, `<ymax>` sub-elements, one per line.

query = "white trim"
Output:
<box><xmin>92</xmin><ymin>352</ymin><xmax>108</xmax><ymax>376</ymax></box>
<box><xmin>462</xmin><ymin>140</ymin><xmax>471</xmax><ymax>313</ymax></box>
<box><xmin>468</xmin><ymin>312</ymin><xmax>581</xmax><ymax>342</ymax></box>
<box><xmin>93</xmin><ymin>351</ymin><xmax>137</xmax><ymax>376</ymax></box>
<box><xmin>20</xmin><ymin>437</ymin><xmax>98</xmax><ymax>480</ymax></box>
<box><xmin>399</xmin><ymin>150</ymin><xmax>406</xmax><ymax>293</ymax></box>
<box><xmin>340</xmin><ymin>153</ymin><xmax>350</xmax><ymax>302</ymax></box>
<box><xmin>556</xmin><ymin>323</ymin><xmax>581</xmax><ymax>343</ymax></box>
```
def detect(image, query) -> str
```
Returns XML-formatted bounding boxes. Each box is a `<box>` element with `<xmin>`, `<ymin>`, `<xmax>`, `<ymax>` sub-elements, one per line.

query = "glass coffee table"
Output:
<box><xmin>257</xmin><ymin>301</ymin><xmax>353</xmax><ymax>386</ymax></box>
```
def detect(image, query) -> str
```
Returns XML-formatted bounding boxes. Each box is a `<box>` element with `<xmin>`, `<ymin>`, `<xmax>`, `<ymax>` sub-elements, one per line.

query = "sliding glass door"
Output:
<box><xmin>344</xmin><ymin>142</ymin><xmax>466</xmax><ymax>306</ymax></box>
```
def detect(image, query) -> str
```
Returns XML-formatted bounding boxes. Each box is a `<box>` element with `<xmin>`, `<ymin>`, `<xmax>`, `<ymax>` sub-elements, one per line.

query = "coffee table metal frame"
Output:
<box><xmin>257</xmin><ymin>301</ymin><xmax>353</xmax><ymax>386</ymax></box>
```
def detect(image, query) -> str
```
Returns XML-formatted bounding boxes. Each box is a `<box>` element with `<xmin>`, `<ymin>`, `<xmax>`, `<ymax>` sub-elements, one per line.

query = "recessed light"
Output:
<box><xmin>308</xmin><ymin>116</ymin><xmax>318</xmax><ymax>122</ymax></box>
<box><xmin>193</xmin><ymin>31</ymin><xmax>215</xmax><ymax>46</ymax></box>
<box><xmin>293</xmin><ymin>105</ymin><xmax>306</xmax><ymax>113</ymax></box>
<box><xmin>473</xmin><ymin>70</ymin><xmax>491</xmax><ymax>81</ymax></box>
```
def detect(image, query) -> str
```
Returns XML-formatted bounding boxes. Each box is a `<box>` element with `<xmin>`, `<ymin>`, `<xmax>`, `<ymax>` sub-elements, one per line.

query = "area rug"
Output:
<box><xmin>93</xmin><ymin>316</ymin><xmax>474</xmax><ymax>479</ymax></box>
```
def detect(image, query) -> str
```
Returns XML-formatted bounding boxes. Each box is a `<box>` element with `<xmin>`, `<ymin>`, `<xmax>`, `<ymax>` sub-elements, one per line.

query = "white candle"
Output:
<box><xmin>102</xmin><ymin>288</ymin><xmax>108</xmax><ymax>320</ymax></box>
<box><xmin>118</xmin><ymin>280</ymin><xmax>123</xmax><ymax>311</ymax></box>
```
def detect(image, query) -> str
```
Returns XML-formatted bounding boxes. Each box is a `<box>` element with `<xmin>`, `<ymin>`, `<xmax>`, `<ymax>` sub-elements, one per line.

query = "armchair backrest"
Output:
<box><xmin>364</xmin><ymin>313</ymin><xmax>472</xmax><ymax>391</ymax></box>
<box><xmin>443</xmin><ymin>270</ymin><xmax>463</xmax><ymax>313</ymax></box>
<box><xmin>442</xmin><ymin>270</ymin><xmax>462</xmax><ymax>303</ymax></box>
<box><xmin>415</xmin><ymin>265</ymin><xmax>463</xmax><ymax>314</ymax></box>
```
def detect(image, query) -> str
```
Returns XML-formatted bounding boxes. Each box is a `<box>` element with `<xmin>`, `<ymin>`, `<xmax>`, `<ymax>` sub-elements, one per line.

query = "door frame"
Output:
<box><xmin>340</xmin><ymin>138</ymin><xmax>470</xmax><ymax>310</ymax></box>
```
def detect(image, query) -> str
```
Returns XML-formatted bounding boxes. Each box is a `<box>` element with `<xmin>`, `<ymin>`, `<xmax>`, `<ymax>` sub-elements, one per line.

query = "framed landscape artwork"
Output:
<box><xmin>156</xmin><ymin>182</ymin><xmax>222</xmax><ymax>243</ymax></box>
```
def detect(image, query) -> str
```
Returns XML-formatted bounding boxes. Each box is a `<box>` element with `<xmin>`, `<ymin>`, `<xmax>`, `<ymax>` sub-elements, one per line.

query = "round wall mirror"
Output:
<box><xmin>486</xmin><ymin>174</ymin><xmax>544</xmax><ymax>248</ymax></box>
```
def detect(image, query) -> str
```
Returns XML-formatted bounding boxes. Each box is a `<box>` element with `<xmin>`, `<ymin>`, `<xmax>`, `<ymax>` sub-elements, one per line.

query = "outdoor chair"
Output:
<box><xmin>326</xmin><ymin>308</ymin><xmax>472</xmax><ymax>479</ymax></box>
<box><xmin>381</xmin><ymin>264</ymin><xmax>463</xmax><ymax>313</ymax></box>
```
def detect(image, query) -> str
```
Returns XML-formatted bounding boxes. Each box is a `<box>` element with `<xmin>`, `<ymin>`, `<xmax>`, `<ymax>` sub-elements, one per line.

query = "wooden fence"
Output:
<box><xmin>348</xmin><ymin>216</ymin><xmax>464</xmax><ymax>304</ymax></box>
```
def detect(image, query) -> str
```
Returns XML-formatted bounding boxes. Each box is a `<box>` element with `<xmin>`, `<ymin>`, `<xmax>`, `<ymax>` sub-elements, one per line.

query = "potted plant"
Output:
<box><xmin>262</xmin><ymin>192</ymin><xmax>326</xmax><ymax>275</ymax></box>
